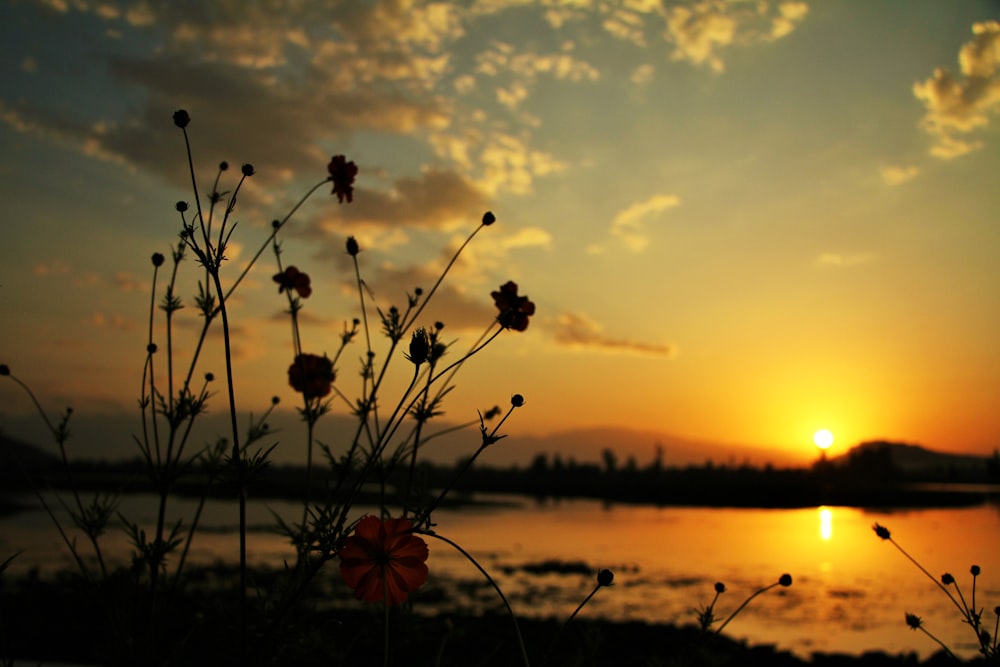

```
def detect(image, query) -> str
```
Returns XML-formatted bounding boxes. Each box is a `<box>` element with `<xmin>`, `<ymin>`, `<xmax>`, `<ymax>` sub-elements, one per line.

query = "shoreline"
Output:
<box><xmin>0</xmin><ymin>571</ymin><xmax>965</xmax><ymax>667</ymax></box>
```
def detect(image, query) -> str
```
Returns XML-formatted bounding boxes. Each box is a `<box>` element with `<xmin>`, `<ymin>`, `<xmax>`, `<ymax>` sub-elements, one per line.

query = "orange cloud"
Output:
<box><xmin>879</xmin><ymin>165</ymin><xmax>920</xmax><ymax>187</ymax></box>
<box><xmin>553</xmin><ymin>312</ymin><xmax>677</xmax><ymax>357</ymax></box>
<box><xmin>610</xmin><ymin>193</ymin><xmax>681</xmax><ymax>253</ymax></box>
<box><xmin>913</xmin><ymin>21</ymin><xmax>1000</xmax><ymax>159</ymax></box>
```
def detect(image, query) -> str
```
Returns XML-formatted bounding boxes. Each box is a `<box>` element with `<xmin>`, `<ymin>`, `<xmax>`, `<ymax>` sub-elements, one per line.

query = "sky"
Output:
<box><xmin>0</xmin><ymin>0</ymin><xmax>998</xmax><ymax>467</ymax></box>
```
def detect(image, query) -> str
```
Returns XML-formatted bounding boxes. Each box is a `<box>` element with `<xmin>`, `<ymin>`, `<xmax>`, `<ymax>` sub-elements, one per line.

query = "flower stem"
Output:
<box><xmin>716</xmin><ymin>583</ymin><xmax>777</xmax><ymax>634</ymax></box>
<box><xmin>421</xmin><ymin>531</ymin><xmax>530</xmax><ymax>667</ymax></box>
<box><xmin>889</xmin><ymin>539</ymin><xmax>965</xmax><ymax>617</ymax></box>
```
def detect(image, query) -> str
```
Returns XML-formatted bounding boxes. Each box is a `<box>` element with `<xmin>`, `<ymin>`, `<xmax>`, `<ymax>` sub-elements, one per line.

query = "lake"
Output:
<box><xmin>2</xmin><ymin>492</ymin><xmax>998</xmax><ymax>661</ymax></box>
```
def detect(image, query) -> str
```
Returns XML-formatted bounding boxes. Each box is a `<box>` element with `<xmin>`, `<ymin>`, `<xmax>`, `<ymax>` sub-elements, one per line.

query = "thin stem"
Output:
<box><xmin>416</xmin><ymin>443</ymin><xmax>487</xmax><ymax>527</ymax></box>
<box><xmin>889</xmin><ymin>539</ymin><xmax>966</xmax><ymax>617</ymax></box>
<box><xmin>421</xmin><ymin>532</ymin><xmax>529</xmax><ymax>667</ymax></box>
<box><xmin>950</xmin><ymin>580</ymin><xmax>972</xmax><ymax>623</ymax></box>
<box><xmin>544</xmin><ymin>583</ymin><xmax>605</xmax><ymax>664</ymax></box>
<box><xmin>207</xmin><ymin>266</ymin><xmax>246</xmax><ymax>657</ymax></box>
<box><xmin>564</xmin><ymin>585</ymin><xmax>601</xmax><ymax>628</ymax></box>
<box><xmin>916</xmin><ymin>626</ymin><xmax>959</xmax><ymax>661</ymax></box>
<box><xmin>415</xmin><ymin>402</ymin><xmax>517</xmax><ymax>526</ymax></box>
<box><xmin>383</xmin><ymin>581</ymin><xmax>390</xmax><ymax>667</ymax></box>
<box><xmin>716</xmin><ymin>583</ymin><xmax>777</xmax><ymax>634</ymax></box>
<box><xmin>219</xmin><ymin>179</ymin><xmax>330</xmax><ymax>306</ymax></box>
<box><xmin>402</xmin><ymin>223</ymin><xmax>484</xmax><ymax>332</ymax></box>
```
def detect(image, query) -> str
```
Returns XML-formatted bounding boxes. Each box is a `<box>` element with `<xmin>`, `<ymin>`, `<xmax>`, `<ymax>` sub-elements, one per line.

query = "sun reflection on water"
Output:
<box><xmin>819</xmin><ymin>506</ymin><xmax>833</xmax><ymax>541</ymax></box>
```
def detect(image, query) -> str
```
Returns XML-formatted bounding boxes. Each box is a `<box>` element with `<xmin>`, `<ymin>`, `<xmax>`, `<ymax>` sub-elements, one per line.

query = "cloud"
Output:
<box><xmin>879</xmin><ymin>165</ymin><xmax>920</xmax><ymax>186</ymax></box>
<box><xmin>478</xmin><ymin>133</ymin><xmax>569</xmax><ymax>195</ymax></box>
<box><xmin>342</xmin><ymin>262</ymin><xmax>498</xmax><ymax>332</ymax></box>
<box><xmin>0</xmin><ymin>2</ymin><xmax>462</xmax><ymax>193</ymax></box>
<box><xmin>610</xmin><ymin>193</ymin><xmax>680</xmax><ymax>252</ymax></box>
<box><xmin>630</xmin><ymin>63</ymin><xmax>655</xmax><ymax>85</ymax></box>
<box><xmin>771</xmin><ymin>1</ymin><xmax>809</xmax><ymax>40</ymax></box>
<box><xmin>666</xmin><ymin>2</ymin><xmax>736</xmax><ymax>73</ymax></box>
<box><xmin>89</xmin><ymin>312</ymin><xmax>133</xmax><ymax>330</ymax></box>
<box><xmin>603</xmin><ymin>7</ymin><xmax>651</xmax><ymax>47</ymax></box>
<box><xmin>320</xmin><ymin>167</ymin><xmax>491</xmax><ymax>233</ymax></box>
<box><xmin>664</xmin><ymin>0</ymin><xmax>809</xmax><ymax>72</ymax></box>
<box><xmin>815</xmin><ymin>252</ymin><xmax>875</xmax><ymax>268</ymax></box>
<box><xmin>553</xmin><ymin>312</ymin><xmax>677</xmax><ymax>357</ymax></box>
<box><xmin>913</xmin><ymin>21</ymin><xmax>1000</xmax><ymax>159</ymax></box>
<box><xmin>112</xmin><ymin>272</ymin><xmax>150</xmax><ymax>292</ymax></box>
<box><xmin>500</xmin><ymin>227</ymin><xmax>553</xmax><ymax>250</ymax></box>
<box><xmin>33</xmin><ymin>260</ymin><xmax>73</xmax><ymax>276</ymax></box>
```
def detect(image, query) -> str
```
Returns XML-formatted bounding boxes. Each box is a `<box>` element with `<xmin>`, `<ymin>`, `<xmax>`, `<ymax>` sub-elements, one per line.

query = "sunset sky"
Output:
<box><xmin>1</xmin><ymin>0</ymin><xmax>998</xmax><ymax>466</ymax></box>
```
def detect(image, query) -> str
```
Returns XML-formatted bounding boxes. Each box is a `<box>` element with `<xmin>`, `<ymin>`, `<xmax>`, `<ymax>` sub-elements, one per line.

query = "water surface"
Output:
<box><xmin>3</xmin><ymin>493</ymin><xmax>997</xmax><ymax>660</ymax></box>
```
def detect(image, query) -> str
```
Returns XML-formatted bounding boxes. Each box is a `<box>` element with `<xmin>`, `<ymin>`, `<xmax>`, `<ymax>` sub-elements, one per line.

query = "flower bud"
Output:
<box><xmin>172</xmin><ymin>109</ymin><xmax>190</xmax><ymax>128</ymax></box>
<box><xmin>597</xmin><ymin>569</ymin><xmax>614</xmax><ymax>586</ymax></box>
<box><xmin>241</xmin><ymin>163</ymin><xmax>255</xmax><ymax>177</ymax></box>
<box><xmin>205</xmin><ymin>373</ymin><xmax>215</xmax><ymax>382</ymax></box>
<box><xmin>511</xmin><ymin>394</ymin><xmax>525</xmax><ymax>407</ymax></box>
<box><xmin>408</xmin><ymin>328</ymin><xmax>430</xmax><ymax>366</ymax></box>
<box><xmin>151</xmin><ymin>253</ymin><xmax>165</xmax><ymax>267</ymax></box>
<box><xmin>219</xmin><ymin>161</ymin><xmax>229</xmax><ymax>171</ymax></box>
<box><xmin>905</xmin><ymin>613</ymin><xmax>922</xmax><ymax>629</ymax></box>
<box><xmin>872</xmin><ymin>523</ymin><xmax>891</xmax><ymax>540</ymax></box>
<box><xmin>0</xmin><ymin>364</ymin><xmax>9</xmax><ymax>376</ymax></box>
<box><xmin>941</xmin><ymin>573</ymin><xmax>955</xmax><ymax>585</ymax></box>
<box><xmin>482</xmin><ymin>211</ymin><xmax>496</xmax><ymax>226</ymax></box>
<box><xmin>147</xmin><ymin>343</ymin><xmax>158</xmax><ymax>354</ymax></box>
<box><xmin>971</xmin><ymin>565</ymin><xmax>981</xmax><ymax>576</ymax></box>
<box><xmin>714</xmin><ymin>582</ymin><xmax>726</xmax><ymax>594</ymax></box>
<box><xmin>346</xmin><ymin>236</ymin><xmax>360</xmax><ymax>256</ymax></box>
<box><xmin>779</xmin><ymin>573</ymin><xmax>792</xmax><ymax>587</ymax></box>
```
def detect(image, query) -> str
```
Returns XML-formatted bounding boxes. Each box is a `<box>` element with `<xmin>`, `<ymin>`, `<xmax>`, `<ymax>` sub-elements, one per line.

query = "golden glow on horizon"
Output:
<box><xmin>813</xmin><ymin>429</ymin><xmax>834</xmax><ymax>450</ymax></box>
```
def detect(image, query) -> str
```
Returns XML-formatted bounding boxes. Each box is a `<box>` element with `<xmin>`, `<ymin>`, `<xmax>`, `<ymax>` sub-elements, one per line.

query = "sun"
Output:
<box><xmin>813</xmin><ymin>429</ymin><xmax>834</xmax><ymax>450</ymax></box>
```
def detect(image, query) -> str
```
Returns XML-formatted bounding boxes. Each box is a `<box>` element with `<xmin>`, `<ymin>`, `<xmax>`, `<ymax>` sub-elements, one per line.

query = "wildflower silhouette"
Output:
<box><xmin>328</xmin><ymin>154</ymin><xmax>358</xmax><ymax>203</ymax></box>
<box><xmin>703</xmin><ymin>574</ymin><xmax>794</xmax><ymax>634</ymax></box>
<box><xmin>273</xmin><ymin>266</ymin><xmax>312</xmax><ymax>298</ymax></box>
<box><xmin>288</xmin><ymin>353</ymin><xmax>335</xmax><ymax>399</ymax></box>
<box><xmin>873</xmin><ymin>522</ymin><xmax>998</xmax><ymax>661</ymax></box>
<box><xmin>339</xmin><ymin>515</ymin><xmax>429</xmax><ymax>605</ymax></box>
<box><xmin>492</xmin><ymin>281</ymin><xmax>536</xmax><ymax>332</ymax></box>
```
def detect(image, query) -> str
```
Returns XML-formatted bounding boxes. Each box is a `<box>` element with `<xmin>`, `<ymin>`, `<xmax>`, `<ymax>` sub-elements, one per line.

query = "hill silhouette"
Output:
<box><xmin>831</xmin><ymin>439</ymin><xmax>996</xmax><ymax>477</ymax></box>
<box><xmin>0</xmin><ymin>409</ymin><xmax>803</xmax><ymax>468</ymax></box>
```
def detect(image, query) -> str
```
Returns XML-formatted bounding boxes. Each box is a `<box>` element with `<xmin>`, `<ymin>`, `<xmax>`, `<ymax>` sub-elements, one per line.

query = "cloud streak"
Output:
<box><xmin>610</xmin><ymin>193</ymin><xmax>681</xmax><ymax>252</ymax></box>
<box><xmin>553</xmin><ymin>312</ymin><xmax>677</xmax><ymax>357</ymax></box>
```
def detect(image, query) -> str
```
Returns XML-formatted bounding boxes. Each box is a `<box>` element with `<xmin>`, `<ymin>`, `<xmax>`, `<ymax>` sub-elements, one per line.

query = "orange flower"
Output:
<box><xmin>272</xmin><ymin>266</ymin><xmax>312</xmax><ymax>298</ymax></box>
<box><xmin>288</xmin><ymin>353</ymin><xmax>334</xmax><ymax>399</ymax></box>
<box><xmin>339</xmin><ymin>516</ymin><xmax>428</xmax><ymax>605</ymax></box>
<box><xmin>491</xmin><ymin>281</ymin><xmax>536</xmax><ymax>332</ymax></box>
<box><xmin>327</xmin><ymin>155</ymin><xmax>358</xmax><ymax>203</ymax></box>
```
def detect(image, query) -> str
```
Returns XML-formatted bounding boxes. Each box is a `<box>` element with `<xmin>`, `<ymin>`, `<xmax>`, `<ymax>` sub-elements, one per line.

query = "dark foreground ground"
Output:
<box><xmin>0</xmin><ymin>568</ymin><xmax>979</xmax><ymax>667</ymax></box>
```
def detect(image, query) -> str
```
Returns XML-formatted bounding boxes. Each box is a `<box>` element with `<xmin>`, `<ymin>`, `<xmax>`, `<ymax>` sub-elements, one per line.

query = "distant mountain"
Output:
<box><xmin>0</xmin><ymin>429</ymin><xmax>60</xmax><ymax>479</ymax></box>
<box><xmin>0</xmin><ymin>411</ymin><xmax>804</xmax><ymax>469</ymax></box>
<box><xmin>832</xmin><ymin>440</ymin><xmax>995</xmax><ymax>477</ymax></box>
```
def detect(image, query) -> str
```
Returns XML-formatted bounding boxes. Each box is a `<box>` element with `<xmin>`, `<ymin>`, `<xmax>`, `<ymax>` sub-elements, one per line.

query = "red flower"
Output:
<box><xmin>288</xmin><ymin>353</ymin><xmax>335</xmax><ymax>399</ymax></box>
<box><xmin>491</xmin><ymin>281</ymin><xmax>536</xmax><ymax>332</ymax></box>
<box><xmin>328</xmin><ymin>155</ymin><xmax>358</xmax><ymax>203</ymax></box>
<box><xmin>272</xmin><ymin>266</ymin><xmax>312</xmax><ymax>298</ymax></box>
<box><xmin>339</xmin><ymin>516</ymin><xmax>429</xmax><ymax>605</ymax></box>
